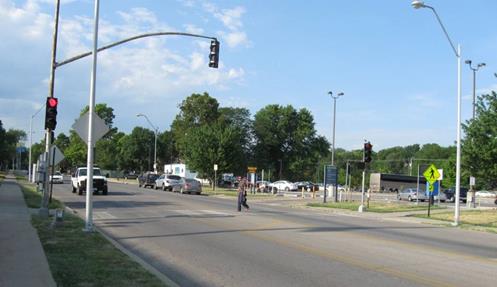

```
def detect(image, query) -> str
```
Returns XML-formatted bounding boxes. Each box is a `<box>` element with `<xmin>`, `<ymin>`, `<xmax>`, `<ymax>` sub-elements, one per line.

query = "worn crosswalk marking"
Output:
<box><xmin>93</xmin><ymin>211</ymin><xmax>116</xmax><ymax>220</ymax></box>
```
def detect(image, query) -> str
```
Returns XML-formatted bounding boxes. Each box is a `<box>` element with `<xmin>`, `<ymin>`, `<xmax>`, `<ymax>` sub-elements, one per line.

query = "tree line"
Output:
<box><xmin>11</xmin><ymin>90</ymin><xmax>497</xmax><ymax>189</ymax></box>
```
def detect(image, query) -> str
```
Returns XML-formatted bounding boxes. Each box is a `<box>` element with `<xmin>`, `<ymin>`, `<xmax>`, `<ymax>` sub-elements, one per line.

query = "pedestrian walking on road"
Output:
<box><xmin>237</xmin><ymin>178</ymin><xmax>250</xmax><ymax>212</ymax></box>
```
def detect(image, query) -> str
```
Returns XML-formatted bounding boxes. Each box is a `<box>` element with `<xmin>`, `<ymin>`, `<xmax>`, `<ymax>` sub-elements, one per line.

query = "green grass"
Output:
<box><xmin>413</xmin><ymin>209</ymin><xmax>497</xmax><ymax>233</ymax></box>
<box><xmin>18</xmin><ymin>179</ymin><xmax>64</xmax><ymax>209</ymax></box>
<box><xmin>307</xmin><ymin>202</ymin><xmax>446</xmax><ymax>213</ymax></box>
<box><xmin>31</xmin><ymin>213</ymin><xmax>166</xmax><ymax>287</ymax></box>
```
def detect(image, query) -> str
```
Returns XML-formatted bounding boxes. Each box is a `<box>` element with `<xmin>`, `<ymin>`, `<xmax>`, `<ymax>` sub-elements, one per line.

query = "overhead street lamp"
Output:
<box><xmin>137</xmin><ymin>113</ymin><xmax>158</xmax><ymax>173</ymax></box>
<box><xmin>412</xmin><ymin>0</ymin><xmax>462</xmax><ymax>226</ymax></box>
<box><xmin>328</xmin><ymin>91</ymin><xmax>344</xmax><ymax>166</ymax></box>
<box><xmin>465</xmin><ymin>60</ymin><xmax>485</xmax><ymax>119</ymax></box>
<box><xmin>29</xmin><ymin>104</ymin><xmax>44</xmax><ymax>183</ymax></box>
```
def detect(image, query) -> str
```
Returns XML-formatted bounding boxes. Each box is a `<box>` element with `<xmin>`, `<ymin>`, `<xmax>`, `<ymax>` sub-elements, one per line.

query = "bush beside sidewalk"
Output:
<box><xmin>9</xmin><ymin>175</ymin><xmax>169</xmax><ymax>287</ymax></box>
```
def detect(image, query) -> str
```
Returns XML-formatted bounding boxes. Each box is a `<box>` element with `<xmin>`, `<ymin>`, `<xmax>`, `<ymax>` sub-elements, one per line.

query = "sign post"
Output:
<box><xmin>324</xmin><ymin>165</ymin><xmax>338</xmax><ymax>203</ymax></box>
<box><xmin>213</xmin><ymin>164</ymin><xmax>218</xmax><ymax>191</ymax></box>
<box><xmin>423</xmin><ymin>164</ymin><xmax>440</xmax><ymax>217</ymax></box>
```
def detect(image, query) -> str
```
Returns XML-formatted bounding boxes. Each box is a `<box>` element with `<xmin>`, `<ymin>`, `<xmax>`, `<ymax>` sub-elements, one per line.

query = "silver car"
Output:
<box><xmin>155</xmin><ymin>174</ymin><xmax>182</xmax><ymax>191</ymax></box>
<box><xmin>398</xmin><ymin>188</ymin><xmax>427</xmax><ymax>202</ymax></box>
<box><xmin>175</xmin><ymin>178</ymin><xmax>202</xmax><ymax>195</ymax></box>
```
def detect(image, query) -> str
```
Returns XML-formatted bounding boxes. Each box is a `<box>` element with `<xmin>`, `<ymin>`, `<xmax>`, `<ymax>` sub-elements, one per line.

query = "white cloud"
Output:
<box><xmin>184</xmin><ymin>24</ymin><xmax>204</xmax><ymax>35</ymax></box>
<box><xmin>202</xmin><ymin>2</ymin><xmax>249</xmax><ymax>48</ymax></box>
<box><xmin>0</xmin><ymin>0</ymin><xmax>247</xmax><ymax>138</ymax></box>
<box><xmin>223</xmin><ymin>31</ymin><xmax>249</xmax><ymax>48</ymax></box>
<box><xmin>214</xmin><ymin>6</ymin><xmax>245</xmax><ymax>31</ymax></box>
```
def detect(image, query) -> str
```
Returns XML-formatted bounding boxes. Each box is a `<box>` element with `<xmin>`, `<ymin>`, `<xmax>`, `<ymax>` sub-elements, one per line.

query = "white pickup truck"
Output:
<box><xmin>71</xmin><ymin>167</ymin><xmax>108</xmax><ymax>195</ymax></box>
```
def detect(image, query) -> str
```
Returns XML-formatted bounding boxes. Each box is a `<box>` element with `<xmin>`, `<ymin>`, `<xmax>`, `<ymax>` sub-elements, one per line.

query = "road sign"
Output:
<box><xmin>50</xmin><ymin>145</ymin><xmax>65</xmax><ymax>166</ymax></box>
<box><xmin>469</xmin><ymin>176</ymin><xmax>475</xmax><ymax>186</ymax></box>
<box><xmin>324</xmin><ymin>165</ymin><xmax>338</xmax><ymax>185</ymax></box>
<box><xmin>72</xmin><ymin>111</ymin><xmax>110</xmax><ymax>146</ymax></box>
<box><xmin>425</xmin><ymin>181</ymin><xmax>439</xmax><ymax>196</ymax></box>
<box><xmin>247</xmin><ymin>166</ymin><xmax>257</xmax><ymax>173</ymax></box>
<box><xmin>423</xmin><ymin>164</ymin><xmax>440</xmax><ymax>184</ymax></box>
<box><xmin>437</xmin><ymin>169</ymin><xmax>443</xmax><ymax>180</ymax></box>
<box><xmin>214</xmin><ymin>164</ymin><xmax>218</xmax><ymax>171</ymax></box>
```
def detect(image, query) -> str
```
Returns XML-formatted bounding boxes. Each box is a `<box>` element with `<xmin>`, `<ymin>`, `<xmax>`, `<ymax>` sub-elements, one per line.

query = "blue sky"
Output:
<box><xmin>1</xmin><ymin>0</ymin><xmax>497</xmax><ymax>151</ymax></box>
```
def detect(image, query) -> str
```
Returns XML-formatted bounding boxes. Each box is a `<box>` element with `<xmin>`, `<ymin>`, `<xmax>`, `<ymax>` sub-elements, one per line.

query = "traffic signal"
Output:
<box><xmin>363</xmin><ymin>141</ymin><xmax>373</xmax><ymax>163</ymax></box>
<box><xmin>208</xmin><ymin>39</ymin><xmax>220</xmax><ymax>68</ymax></box>
<box><xmin>45</xmin><ymin>97</ymin><xmax>58</xmax><ymax>130</ymax></box>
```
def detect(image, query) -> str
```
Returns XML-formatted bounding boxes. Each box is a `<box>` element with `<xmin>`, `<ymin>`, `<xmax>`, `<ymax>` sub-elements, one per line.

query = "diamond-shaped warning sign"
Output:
<box><xmin>423</xmin><ymin>164</ymin><xmax>440</xmax><ymax>185</ymax></box>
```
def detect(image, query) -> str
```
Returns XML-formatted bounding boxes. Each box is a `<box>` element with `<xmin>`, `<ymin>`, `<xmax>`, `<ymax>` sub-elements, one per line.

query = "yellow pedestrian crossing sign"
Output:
<box><xmin>423</xmin><ymin>164</ymin><xmax>440</xmax><ymax>185</ymax></box>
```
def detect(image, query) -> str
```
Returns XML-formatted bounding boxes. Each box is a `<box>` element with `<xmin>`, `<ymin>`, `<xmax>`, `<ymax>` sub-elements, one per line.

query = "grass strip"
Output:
<box><xmin>413</xmin><ymin>209</ymin><xmax>497</xmax><ymax>233</ymax></box>
<box><xmin>31</xmin><ymin>213</ymin><xmax>166</xmax><ymax>286</ymax></box>
<box><xmin>307</xmin><ymin>202</ymin><xmax>445</xmax><ymax>213</ymax></box>
<box><xmin>18</xmin><ymin>179</ymin><xmax>64</xmax><ymax>209</ymax></box>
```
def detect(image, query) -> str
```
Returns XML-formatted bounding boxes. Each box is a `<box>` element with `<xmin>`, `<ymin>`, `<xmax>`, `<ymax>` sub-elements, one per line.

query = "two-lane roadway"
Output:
<box><xmin>51</xmin><ymin>181</ymin><xmax>497</xmax><ymax>287</ymax></box>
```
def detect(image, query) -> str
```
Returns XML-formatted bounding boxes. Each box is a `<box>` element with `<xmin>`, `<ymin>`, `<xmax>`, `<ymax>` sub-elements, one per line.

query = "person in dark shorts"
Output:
<box><xmin>237</xmin><ymin>178</ymin><xmax>250</xmax><ymax>211</ymax></box>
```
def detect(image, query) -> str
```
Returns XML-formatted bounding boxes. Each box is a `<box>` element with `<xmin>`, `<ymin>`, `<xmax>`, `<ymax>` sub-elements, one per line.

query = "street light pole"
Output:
<box><xmin>29</xmin><ymin>105</ymin><xmax>44</xmax><ymax>183</ymax></box>
<box><xmin>465</xmin><ymin>60</ymin><xmax>485</xmax><ymax>119</ymax></box>
<box><xmin>328</xmin><ymin>91</ymin><xmax>344</xmax><ymax>166</ymax></box>
<box><xmin>412</xmin><ymin>0</ymin><xmax>462</xmax><ymax>226</ymax></box>
<box><xmin>465</xmin><ymin>60</ymin><xmax>485</xmax><ymax>208</ymax></box>
<box><xmin>137</xmin><ymin>113</ymin><xmax>158</xmax><ymax>173</ymax></box>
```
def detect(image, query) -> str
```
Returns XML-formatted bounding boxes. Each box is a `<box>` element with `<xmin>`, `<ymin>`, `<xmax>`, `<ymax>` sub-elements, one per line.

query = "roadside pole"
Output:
<box><xmin>84</xmin><ymin>0</ymin><xmax>101</xmax><ymax>232</ymax></box>
<box><xmin>416</xmin><ymin>164</ymin><xmax>420</xmax><ymax>205</ymax></box>
<box><xmin>359</xmin><ymin>169</ymin><xmax>366</xmax><ymax>212</ymax></box>
<box><xmin>39</xmin><ymin>0</ymin><xmax>60</xmax><ymax>218</ymax></box>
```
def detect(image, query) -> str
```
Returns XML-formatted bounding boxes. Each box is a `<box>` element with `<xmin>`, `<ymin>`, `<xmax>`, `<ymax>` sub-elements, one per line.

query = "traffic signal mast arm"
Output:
<box><xmin>56</xmin><ymin>32</ymin><xmax>219</xmax><ymax>68</ymax></box>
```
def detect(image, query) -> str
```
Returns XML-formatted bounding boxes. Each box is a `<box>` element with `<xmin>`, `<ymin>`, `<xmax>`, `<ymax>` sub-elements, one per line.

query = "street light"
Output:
<box><xmin>137</xmin><ymin>113</ymin><xmax>158</xmax><ymax>173</ymax></box>
<box><xmin>29</xmin><ymin>105</ymin><xmax>44</xmax><ymax>183</ymax></box>
<box><xmin>412</xmin><ymin>0</ymin><xmax>462</xmax><ymax>226</ymax></box>
<box><xmin>465</xmin><ymin>60</ymin><xmax>486</xmax><ymax>119</ymax></box>
<box><xmin>465</xmin><ymin>60</ymin><xmax>485</xmax><ymax>207</ymax></box>
<box><xmin>328</xmin><ymin>91</ymin><xmax>344</xmax><ymax>166</ymax></box>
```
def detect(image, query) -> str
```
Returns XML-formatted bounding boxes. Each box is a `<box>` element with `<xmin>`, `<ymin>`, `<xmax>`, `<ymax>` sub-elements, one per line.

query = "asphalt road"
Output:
<box><xmin>51</xmin><ymin>181</ymin><xmax>497</xmax><ymax>287</ymax></box>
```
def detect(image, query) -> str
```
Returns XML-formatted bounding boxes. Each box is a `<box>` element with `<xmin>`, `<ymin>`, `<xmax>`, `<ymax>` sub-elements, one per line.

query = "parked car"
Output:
<box><xmin>256</xmin><ymin>181</ymin><xmax>271</xmax><ymax>193</ymax></box>
<box><xmin>270</xmin><ymin>180</ymin><xmax>298</xmax><ymax>192</ymax></box>
<box><xmin>123</xmin><ymin>172</ymin><xmax>138</xmax><ymax>180</ymax></box>
<box><xmin>295</xmin><ymin>181</ymin><xmax>319</xmax><ymax>192</ymax></box>
<box><xmin>175</xmin><ymin>178</ymin><xmax>202</xmax><ymax>195</ymax></box>
<box><xmin>138</xmin><ymin>172</ymin><xmax>159</xmax><ymax>189</ymax></box>
<box><xmin>155</xmin><ymin>174</ymin><xmax>182</xmax><ymax>191</ymax></box>
<box><xmin>49</xmin><ymin>171</ymin><xmax>64</xmax><ymax>184</ymax></box>
<box><xmin>434</xmin><ymin>191</ymin><xmax>447</xmax><ymax>202</ymax></box>
<box><xmin>443</xmin><ymin>187</ymin><xmax>468</xmax><ymax>203</ymax></box>
<box><xmin>398</xmin><ymin>188</ymin><xmax>427</xmax><ymax>202</ymax></box>
<box><xmin>475</xmin><ymin>190</ymin><xmax>497</xmax><ymax>198</ymax></box>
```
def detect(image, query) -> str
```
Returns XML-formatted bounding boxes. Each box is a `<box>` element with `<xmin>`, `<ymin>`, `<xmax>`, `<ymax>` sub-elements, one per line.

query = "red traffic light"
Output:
<box><xmin>47</xmin><ymin>97</ymin><xmax>58</xmax><ymax>108</ymax></box>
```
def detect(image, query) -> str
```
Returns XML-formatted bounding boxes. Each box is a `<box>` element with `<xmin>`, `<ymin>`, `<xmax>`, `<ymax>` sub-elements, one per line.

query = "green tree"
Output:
<box><xmin>157</xmin><ymin>130</ymin><xmax>177</xmax><ymax>168</ymax></box>
<box><xmin>182</xmin><ymin>121</ymin><xmax>245</xmax><ymax>182</ymax></box>
<box><xmin>171</xmin><ymin>92</ymin><xmax>220</xmax><ymax>157</ymax></box>
<box><xmin>462</xmin><ymin>91</ymin><xmax>497</xmax><ymax>189</ymax></box>
<box><xmin>118</xmin><ymin>127</ymin><xmax>155</xmax><ymax>172</ymax></box>
<box><xmin>253</xmin><ymin>105</ymin><xmax>329</xmax><ymax>181</ymax></box>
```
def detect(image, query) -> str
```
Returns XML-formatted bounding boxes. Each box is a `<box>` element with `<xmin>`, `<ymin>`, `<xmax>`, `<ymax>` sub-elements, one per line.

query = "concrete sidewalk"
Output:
<box><xmin>0</xmin><ymin>173</ymin><xmax>56</xmax><ymax>287</ymax></box>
